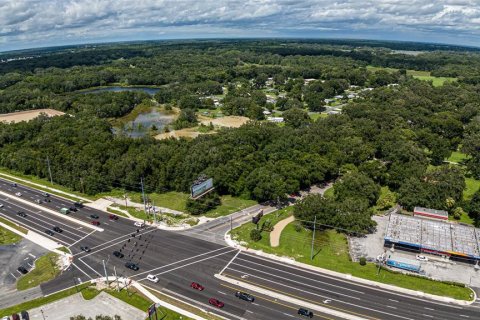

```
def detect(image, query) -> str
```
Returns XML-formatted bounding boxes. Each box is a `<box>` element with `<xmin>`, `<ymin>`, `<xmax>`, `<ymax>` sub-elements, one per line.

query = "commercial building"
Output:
<box><xmin>413</xmin><ymin>206</ymin><xmax>448</xmax><ymax>221</ymax></box>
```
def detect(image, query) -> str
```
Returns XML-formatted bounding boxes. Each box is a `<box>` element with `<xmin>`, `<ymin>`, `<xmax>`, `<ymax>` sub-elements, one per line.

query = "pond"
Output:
<box><xmin>82</xmin><ymin>86</ymin><xmax>161</xmax><ymax>95</ymax></box>
<box><xmin>114</xmin><ymin>109</ymin><xmax>175</xmax><ymax>138</ymax></box>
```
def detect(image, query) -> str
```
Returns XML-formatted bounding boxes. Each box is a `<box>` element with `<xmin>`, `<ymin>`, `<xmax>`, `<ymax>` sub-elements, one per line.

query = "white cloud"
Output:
<box><xmin>0</xmin><ymin>0</ymin><xmax>480</xmax><ymax>51</ymax></box>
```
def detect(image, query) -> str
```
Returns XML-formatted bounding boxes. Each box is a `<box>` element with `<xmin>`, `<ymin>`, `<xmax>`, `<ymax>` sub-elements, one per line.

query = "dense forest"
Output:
<box><xmin>1</xmin><ymin>39</ymin><xmax>480</xmax><ymax>231</ymax></box>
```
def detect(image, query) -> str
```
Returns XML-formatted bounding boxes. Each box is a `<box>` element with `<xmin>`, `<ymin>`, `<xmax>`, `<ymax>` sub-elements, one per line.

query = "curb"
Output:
<box><xmin>224</xmin><ymin>233</ymin><xmax>477</xmax><ymax>306</ymax></box>
<box><xmin>0</xmin><ymin>190</ymin><xmax>103</xmax><ymax>232</ymax></box>
<box><xmin>215</xmin><ymin>273</ymin><xmax>365</xmax><ymax>320</ymax></box>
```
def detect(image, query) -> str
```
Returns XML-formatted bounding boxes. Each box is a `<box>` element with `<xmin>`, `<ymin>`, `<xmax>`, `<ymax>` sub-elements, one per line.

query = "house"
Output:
<box><xmin>267</xmin><ymin>117</ymin><xmax>284</xmax><ymax>123</ymax></box>
<box><xmin>263</xmin><ymin>110</ymin><xmax>272</xmax><ymax>115</ymax></box>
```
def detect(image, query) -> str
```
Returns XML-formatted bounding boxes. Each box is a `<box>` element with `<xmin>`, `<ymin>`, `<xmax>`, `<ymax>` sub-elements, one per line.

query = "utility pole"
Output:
<box><xmin>152</xmin><ymin>200</ymin><xmax>157</xmax><ymax>224</ymax></box>
<box><xmin>230</xmin><ymin>216</ymin><xmax>233</xmax><ymax>232</ymax></box>
<box><xmin>46</xmin><ymin>155</ymin><xmax>53</xmax><ymax>184</ymax></box>
<box><xmin>114</xmin><ymin>265</ymin><xmax>120</xmax><ymax>292</ymax></box>
<box><xmin>102</xmin><ymin>259</ymin><xmax>109</xmax><ymax>287</ymax></box>
<box><xmin>80</xmin><ymin>177</ymin><xmax>85</xmax><ymax>194</ymax></box>
<box><xmin>140</xmin><ymin>177</ymin><xmax>147</xmax><ymax>216</ymax></box>
<box><xmin>40</xmin><ymin>309</ymin><xmax>46</xmax><ymax>320</ymax></box>
<box><xmin>310</xmin><ymin>216</ymin><xmax>317</xmax><ymax>261</ymax></box>
<box><xmin>124</xmin><ymin>193</ymin><xmax>128</xmax><ymax>210</ymax></box>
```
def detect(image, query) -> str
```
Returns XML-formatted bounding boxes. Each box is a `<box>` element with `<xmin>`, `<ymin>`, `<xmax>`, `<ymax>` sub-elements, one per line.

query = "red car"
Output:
<box><xmin>91</xmin><ymin>220</ymin><xmax>100</xmax><ymax>226</ymax></box>
<box><xmin>208</xmin><ymin>298</ymin><xmax>224</xmax><ymax>308</ymax></box>
<box><xmin>109</xmin><ymin>214</ymin><xmax>119</xmax><ymax>220</ymax></box>
<box><xmin>190</xmin><ymin>282</ymin><xmax>204</xmax><ymax>291</ymax></box>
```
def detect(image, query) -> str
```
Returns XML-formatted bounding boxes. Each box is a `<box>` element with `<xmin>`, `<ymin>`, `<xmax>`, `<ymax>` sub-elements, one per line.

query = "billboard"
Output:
<box><xmin>191</xmin><ymin>177</ymin><xmax>214</xmax><ymax>199</ymax></box>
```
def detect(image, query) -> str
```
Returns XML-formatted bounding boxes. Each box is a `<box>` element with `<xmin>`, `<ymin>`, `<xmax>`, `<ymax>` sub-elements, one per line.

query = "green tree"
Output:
<box><xmin>333</xmin><ymin>172</ymin><xmax>380</xmax><ymax>206</ymax></box>
<box><xmin>283</xmin><ymin>108</ymin><xmax>311</xmax><ymax>128</ymax></box>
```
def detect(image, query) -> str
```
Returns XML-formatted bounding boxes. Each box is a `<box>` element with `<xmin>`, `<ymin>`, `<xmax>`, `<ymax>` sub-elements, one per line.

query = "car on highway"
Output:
<box><xmin>147</xmin><ymin>274</ymin><xmax>159</xmax><ymax>283</ymax></box>
<box><xmin>0</xmin><ymin>203</ymin><xmax>3</xmax><ymax>208</ymax></box>
<box><xmin>20</xmin><ymin>310</ymin><xmax>29</xmax><ymax>320</ymax></box>
<box><xmin>43</xmin><ymin>193</ymin><xmax>49</xmax><ymax>197</ymax></box>
<box><xmin>90</xmin><ymin>214</ymin><xmax>99</xmax><ymax>219</ymax></box>
<box><xmin>134</xmin><ymin>221</ymin><xmax>145</xmax><ymax>227</ymax></box>
<box><xmin>80</xmin><ymin>246</ymin><xmax>91</xmax><ymax>252</ymax></box>
<box><xmin>208</xmin><ymin>298</ymin><xmax>224</xmax><ymax>308</ymax></box>
<box><xmin>45</xmin><ymin>229</ymin><xmax>54</xmax><ymax>236</ymax></box>
<box><xmin>12</xmin><ymin>183</ymin><xmax>17</xmax><ymax>187</ymax></box>
<box><xmin>17</xmin><ymin>266</ymin><xmax>28</xmax><ymax>274</ymax></box>
<box><xmin>69</xmin><ymin>207</ymin><xmax>78</xmax><ymax>212</ymax></box>
<box><xmin>11</xmin><ymin>314</ymin><xmax>20</xmax><ymax>320</ymax></box>
<box><xmin>52</xmin><ymin>226</ymin><xmax>62</xmax><ymax>233</ymax></box>
<box><xmin>109</xmin><ymin>214</ymin><xmax>119</xmax><ymax>220</ymax></box>
<box><xmin>35</xmin><ymin>199</ymin><xmax>42</xmax><ymax>204</ymax></box>
<box><xmin>15</xmin><ymin>192</ymin><xmax>22</xmax><ymax>197</ymax></box>
<box><xmin>91</xmin><ymin>220</ymin><xmax>100</xmax><ymax>226</ymax></box>
<box><xmin>74</xmin><ymin>202</ymin><xmax>83</xmax><ymax>208</ymax></box>
<box><xmin>17</xmin><ymin>211</ymin><xmax>27</xmax><ymax>217</ymax></box>
<box><xmin>44</xmin><ymin>198</ymin><xmax>51</xmax><ymax>202</ymax></box>
<box><xmin>298</xmin><ymin>308</ymin><xmax>313</xmax><ymax>318</ymax></box>
<box><xmin>1</xmin><ymin>316</ymin><xmax>9</xmax><ymax>320</ymax></box>
<box><xmin>190</xmin><ymin>282</ymin><xmax>204</xmax><ymax>291</ymax></box>
<box><xmin>113</xmin><ymin>251</ymin><xmax>124</xmax><ymax>258</ymax></box>
<box><xmin>235</xmin><ymin>291</ymin><xmax>254</xmax><ymax>302</ymax></box>
<box><xmin>125</xmin><ymin>262</ymin><xmax>139</xmax><ymax>271</ymax></box>
<box><xmin>416</xmin><ymin>255</ymin><xmax>428</xmax><ymax>262</ymax></box>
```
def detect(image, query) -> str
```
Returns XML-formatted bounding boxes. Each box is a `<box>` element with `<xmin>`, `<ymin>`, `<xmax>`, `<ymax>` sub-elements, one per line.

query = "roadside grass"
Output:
<box><xmin>114</xmin><ymin>204</ymin><xmax>152</xmax><ymax>222</ymax></box>
<box><xmin>17</xmin><ymin>252</ymin><xmax>61</xmax><ymax>290</ymax></box>
<box><xmin>106</xmin><ymin>207</ymin><xmax>129</xmax><ymax>218</ymax></box>
<box><xmin>205</xmin><ymin>195</ymin><xmax>257</xmax><ymax>218</ymax></box>
<box><xmin>0</xmin><ymin>226</ymin><xmax>21</xmax><ymax>245</ymax></box>
<box><xmin>0</xmin><ymin>167</ymin><xmax>91</xmax><ymax>201</ymax></box>
<box><xmin>129</xmin><ymin>191</ymin><xmax>189</xmax><ymax>212</ymax></box>
<box><xmin>0</xmin><ymin>282</ymin><xmax>92</xmax><ymax>317</ymax></box>
<box><xmin>447</xmin><ymin>151</ymin><xmax>469</xmax><ymax>164</ymax></box>
<box><xmin>231</xmin><ymin>213</ymin><xmax>473</xmax><ymax>301</ymax></box>
<box><xmin>57</xmin><ymin>246</ymin><xmax>71</xmax><ymax>254</ymax></box>
<box><xmin>464</xmin><ymin>177</ymin><xmax>480</xmax><ymax>200</ymax></box>
<box><xmin>81</xmin><ymin>287</ymin><xmax>102</xmax><ymax>300</ymax></box>
<box><xmin>0</xmin><ymin>216</ymin><xmax>27</xmax><ymax>234</ymax></box>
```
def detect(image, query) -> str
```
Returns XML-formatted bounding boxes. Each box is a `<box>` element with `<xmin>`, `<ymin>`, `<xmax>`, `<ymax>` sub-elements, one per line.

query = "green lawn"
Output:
<box><xmin>231</xmin><ymin>213</ymin><xmax>473</xmax><ymax>301</ymax></box>
<box><xmin>129</xmin><ymin>191</ymin><xmax>189</xmax><ymax>212</ymax></box>
<box><xmin>366</xmin><ymin>66</ymin><xmax>457</xmax><ymax>86</ymax></box>
<box><xmin>447</xmin><ymin>151</ymin><xmax>469</xmax><ymax>164</ymax></box>
<box><xmin>449</xmin><ymin>211</ymin><xmax>475</xmax><ymax>225</ymax></box>
<box><xmin>0</xmin><ymin>216</ymin><xmax>27</xmax><ymax>234</ymax></box>
<box><xmin>464</xmin><ymin>177</ymin><xmax>480</xmax><ymax>200</ymax></box>
<box><xmin>412</xmin><ymin>75</ymin><xmax>457</xmax><ymax>87</ymax></box>
<box><xmin>0</xmin><ymin>226</ymin><xmax>21</xmax><ymax>245</ymax></box>
<box><xmin>17</xmin><ymin>252</ymin><xmax>61</xmax><ymax>290</ymax></box>
<box><xmin>323</xmin><ymin>187</ymin><xmax>334</xmax><ymax>199</ymax></box>
<box><xmin>205</xmin><ymin>195</ymin><xmax>257</xmax><ymax>218</ymax></box>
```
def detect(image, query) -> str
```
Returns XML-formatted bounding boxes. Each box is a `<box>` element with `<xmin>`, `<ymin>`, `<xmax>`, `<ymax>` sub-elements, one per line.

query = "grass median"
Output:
<box><xmin>231</xmin><ymin>209</ymin><xmax>474</xmax><ymax>301</ymax></box>
<box><xmin>0</xmin><ymin>226</ymin><xmax>22</xmax><ymax>245</ymax></box>
<box><xmin>17</xmin><ymin>252</ymin><xmax>61</xmax><ymax>290</ymax></box>
<box><xmin>0</xmin><ymin>216</ymin><xmax>27</xmax><ymax>234</ymax></box>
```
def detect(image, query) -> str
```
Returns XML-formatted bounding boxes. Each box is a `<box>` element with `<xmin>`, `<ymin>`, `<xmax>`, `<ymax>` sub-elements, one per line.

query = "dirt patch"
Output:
<box><xmin>0</xmin><ymin>109</ymin><xmax>65</xmax><ymax>124</ymax></box>
<box><xmin>155</xmin><ymin>127</ymin><xmax>202</xmax><ymax>140</ymax></box>
<box><xmin>200</xmin><ymin>116</ymin><xmax>249</xmax><ymax>128</ymax></box>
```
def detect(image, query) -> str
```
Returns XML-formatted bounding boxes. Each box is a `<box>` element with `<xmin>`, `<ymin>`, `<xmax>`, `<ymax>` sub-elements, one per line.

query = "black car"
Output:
<box><xmin>43</xmin><ymin>192</ymin><xmax>49</xmax><ymax>197</ymax></box>
<box><xmin>69</xmin><ymin>207</ymin><xmax>78</xmax><ymax>212</ymax></box>
<box><xmin>21</xmin><ymin>310</ymin><xmax>29</xmax><ymax>320</ymax></box>
<box><xmin>298</xmin><ymin>308</ymin><xmax>313</xmax><ymax>318</ymax></box>
<box><xmin>74</xmin><ymin>202</ymin><xmax>83</xmax><ymax>208</ymax></box>
<box><xmin>80</xmin><ymin>246</ymin><xmax>91</xmax><ymax>252</ymax></box>
<box><xmin>113</xmin><ymin>251</ymin><xmax>124</xmax><ymax>258</ymax></box>
<box><xmin>90</xmin><ymin>214</ymin><xmax>99</xmax><ymax>219</ymax></box>
<box><xmin>125</xmin><ymin>262</ymin><xmax>139</xmax><ymax>271</ymax></box>
<box><xmin>17</xmin><ymin>266</ymin><xmax>28</xmax><ymax>274</ymax></box>
<box><xmin>52</xmin><ymin>226</ymin><xmax>62</xmax><ymax>233</ymax></box>
<box><xmin>235</xmin><ymin>291</ymin><xmax>254</xmax><ymax>302</ymax></box>
<box><xmin>45</xmin><ymin>229</ymin><xmax>54</xmax><ymax>236</ymax></box>
<box><xmin>17</xmin><ymin>211</ymin><xmax>27</xmax><ymax>217</ymax></box>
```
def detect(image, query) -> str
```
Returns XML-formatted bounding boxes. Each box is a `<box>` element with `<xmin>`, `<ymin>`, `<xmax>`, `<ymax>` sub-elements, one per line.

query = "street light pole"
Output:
<box><xmin>102</xmin><ymin>259</ymin><xmax>109</xmax><ymax>287</ymax></box>
<box><xmin>310</xmin><ymin>216</ymin><xmax>317</xmax><ymax>261</ymax></box>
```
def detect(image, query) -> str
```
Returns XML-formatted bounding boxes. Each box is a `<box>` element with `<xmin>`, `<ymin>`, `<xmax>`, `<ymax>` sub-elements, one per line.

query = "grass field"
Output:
<box><xmin>231</xmin><ymin>211</ymin><xmax>473</xmax><ymax>301</ymax></box>
<box><xmin>205</xmin><ymin>195</ymin><xmax>257</xmax><ymax>218</ymax></box>
<box><xmin>464</xmin><ymin>177</ymin><xmax>480</xmax><ymax>200</ymax></box>
<box><xmin>366</xmin><ymin>66</ymin><xmax>457</xmax><ymax>86</ymax></box>
<box><xmin>447</xmin><ymin>151</ymin><xmax>469</xmax><ymax>164</ymax></box>
<box><xmin>0</xmin><ymin>226</ymin><xmax>21</xmax><ymax>245</ymax></box>
<box><xmin>412</xmin><ymin>75</ymin><xmax>457</xmax><ymax>87</ymax></box>
<box><xmin>17</xmin><ymin>252</ymin><xmax>60</xmax><ymax>290</ymax></box>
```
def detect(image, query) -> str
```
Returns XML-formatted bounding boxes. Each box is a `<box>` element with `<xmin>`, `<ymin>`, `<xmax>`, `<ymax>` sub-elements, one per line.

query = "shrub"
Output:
<box><xmin>359</xmin><ymin>257</ymin><xmax>367</xmax><ymax>266</ymax></box>
<box><xmin>250</xmin><ymin>229</ymin><xmax>262</xmax><ymax>242</ymax></box>
<box><xmin>294</xmin><ymin>223</ymin><xmax>302</xmax><ymax>232</ymax></box>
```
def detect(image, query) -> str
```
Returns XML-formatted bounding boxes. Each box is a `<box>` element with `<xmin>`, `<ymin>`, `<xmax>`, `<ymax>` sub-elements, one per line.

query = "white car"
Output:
<box><xmin>146</xmin><ymin>274</ymin><xmax>159</xmax><ymax>283</ymax></box>
<box><xmin>0</xmin><ymin>203</ymin><xmax>3</xmax><ymax>208</ymax></box>
<box><xmin>134</xmin><ymin>221</ymin><xmax>145</xmax><ymax>227</ymax></box>
<box><xmin>15</xmin><ymin>192</ymin><xmax>22</xmax><ymax>197</ymax></box>
<box><xmin>416</xmin><ymin>255</ymin><xmax>428</xmax><ymax>262</ymax></box>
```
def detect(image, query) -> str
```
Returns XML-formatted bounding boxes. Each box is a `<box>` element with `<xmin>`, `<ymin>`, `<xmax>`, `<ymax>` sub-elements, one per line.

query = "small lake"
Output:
<box><xmin>82</xmin><ymin>86</ymin><xmax>161</xmax><ymax>95</ymax></box>
<box><xmin>114</xmin><ymin>109</ymin><xmax>175</xmax><ymax>138</ymax></box>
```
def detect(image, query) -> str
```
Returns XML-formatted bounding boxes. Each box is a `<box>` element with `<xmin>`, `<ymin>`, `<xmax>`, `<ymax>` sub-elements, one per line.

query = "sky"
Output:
<box><xmin>1</xmin><ymin>0</ymin><xmax>480</xmax><ymax>52</ymax></box>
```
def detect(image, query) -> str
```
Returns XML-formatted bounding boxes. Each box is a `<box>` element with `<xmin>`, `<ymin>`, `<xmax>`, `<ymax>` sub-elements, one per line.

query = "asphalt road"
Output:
<box><xmin>1</xmin><ymin>178</ymin><xmax>480</xmax><ymax>320</ymax></box>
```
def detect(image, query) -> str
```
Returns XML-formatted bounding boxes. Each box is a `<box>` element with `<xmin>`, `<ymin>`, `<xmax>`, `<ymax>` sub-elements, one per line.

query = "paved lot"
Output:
<box><xmin>28</xmin><ymin>292</ymin><xmax>145</xmax><ymax>320</ymax></box>
<box><xmin>349</xmin><ymin>215</ymin><xmax>388</xmax><ymax>261</ymax></box>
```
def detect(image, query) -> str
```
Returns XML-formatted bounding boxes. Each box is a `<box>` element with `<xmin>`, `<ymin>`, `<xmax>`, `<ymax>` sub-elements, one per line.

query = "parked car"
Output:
<box><xmin>20</xmin><ymin>310</ymin><xmax>29</xmax><ymax>320</ymax></box>
<box><xmin>134</xmin><ymin>221</ymin><xmax>145</xmax><ymax>227</ymax></box>
<box><xmin>146</xmin><ymin>274</ymin><xmax>159</xmax><ymax>283</ymax></box>
<box><xmin>17</xmin><ymin>211</ymin><xmax>27</xmax><ymax>217</ymax></box>
<box><xmin>52</xmin><ymin>226</ymin><xmax>62</xmax><ymax>233</ymax></box>
<box><xmin>125</xmin><ymin>262</ymin><xmax>139</xmax><ymax>271</ymax></box>
<box><xmin>208</xmin><ymin>298</ymin><xmax>224</xmax><ymax>308</ymax></box>
<box><xmin>80</xmin><ymin>246</ymin><xmax>91</xmax><ymax>252</ymax></box>
<box><xmin>190</xmin><ymin>282</ymin><xmax>204</xmax><ymax>291</ymax></box>
<box><xmin>235</xmin><ymin>291</ymin><xmax>254</xmax><ymax>302</ymax></box>
<box><xmin>109</xmin><ymin>214</ymin><xmax>119</xmax><ymax>220</ymax></box>
<box><xmin>15</xmin><ymin>192</ymin><xmax>22</xmax><ymax>197</ymax></box>
<box><xmin>74</xmin><ymin>202</ymin><xmax>83</xmax><ymax>208</ymax></box>
<box><xmin>91</xmin><ymin>220</ymin><xmax>100</xmax><ymax>226</ymax></box>
<box><xmin>298</xmin><ymin>308</ymin><xmax>313</xmax><ymax>318</ymax></box>
<box><xmin>90</xmin><ymin>214</ymin><xmax>99</xmax><ymax>219</ymax></box>
<box><xmin>113</xmin><ymin>251</ymin><xmax>124</xmax><ymax>258</ymax></box>
<box><xmin>17</xmin><ymin>266</ymin><xmax>28</xmax><ymax>274</ymax></box>
<box><xmin>416</xmin><ymin>255</ymin><xmax>428</xmax><ymax>262</ymax></box>
<box><xmin>45</xmin><ymin>230</ymin><xmax>54</xmax><ymax>236</ymax></box>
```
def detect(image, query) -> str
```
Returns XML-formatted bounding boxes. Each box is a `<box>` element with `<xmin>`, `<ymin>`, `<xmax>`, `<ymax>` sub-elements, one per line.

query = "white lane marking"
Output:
<box><xmin>460</xmin><ymin>315</ymin><xmax>470</xmax><ymax>318</ymax></box>
<box><xmin>77</xmin><ymin>258</ymin><xmax>103</xmax><ymax>277</ymax></box>
<box><xmin>68</xmin><ymin>230</ymin><xmax>96</xmax><ymax>248</ymax></box>
<box><xmin>282</xmin><ymin>313</ymin><xmax>294</xmax><ymax>317</ymax></box>
<box><xmin>133</xmin><ymin>246</ymin><xmax>232</xmax><ymax>278</ymax></box>
<box><xmin>28</xmin><ymin>253</ymin><xmax>36</xmax><ymax>258</ymax></box>
<box><xmin>422</xmin><ymin>314</ymin><xmax>433</xmax><ymax>318</ymax></box>
<box><xmin>11</xmin><ymin>213</ymin><xmax>80</xmax><ymax>242</ymax></box>
<box><xmin>219</xmin><ymin>249</ymin><xmax>241</xmax><ymax>275</ymax></box>
<box><xmin>229</xmin><ymin>264</ymin><xmax>360</xmax><ymax>300</ymax></box>
<box><xmin>10</xmin><ymin>273</ymin><xmax>17</xmax><ymax>279</ymax></box>
<box><xmin>71</xmin><ymin>262</ymin><xmax>94</xmax><ymax>279</ymax></box>
<box><xmin>387</xmin><ymin>305</ymin><xmax>397</xmax><ymax>309</ymax></box>
<box><xmin>389</xmin><ymin>299</ymin><xmax>399</xmax><ymax>303</ymax></box>
<box><xmin>217</xmin><ymin>291</ymin><xmax>227</xmax><ymax>295</ymax></box>
<box><xmin>236</xmin><ymin>256</ymin><xmax>365</xmax><ymax>294</ymax></box>
<box><xmin>424</xmin><ymin>307</ymin><xmax>435</xmax><ymax>311</ymax></box>
<box><xmin>15</xmin><ymin>211</ymin><xmax>84</xmax><ymax>240</ymax></box>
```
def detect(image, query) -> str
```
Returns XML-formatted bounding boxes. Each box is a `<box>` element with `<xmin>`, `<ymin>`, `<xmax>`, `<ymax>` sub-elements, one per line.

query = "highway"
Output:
<box><xmin>1</xmin><ymin>177</ymin><xmax>480</xmax><ymax>319</ymax></box>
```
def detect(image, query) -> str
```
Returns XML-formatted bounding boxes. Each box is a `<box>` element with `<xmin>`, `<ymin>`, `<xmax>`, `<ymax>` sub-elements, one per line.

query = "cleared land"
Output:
<box><xmin>366</xmin><ymin>66</ymin><xmax>457</xmax><ymax>86</ymax></box>
<box><xmin>0</xmin><ymin>109</ymin><xmax>65</xmax><ymax>123</ymax></box>
<box><xmin>200</xmin><ymin>115</ymin><xmax>249</xmax><ymax>128</ymax></box>
<box><xmin>231</xmin><ymin>208</ymin><xmax>473</xmax><ymax>301</ymax></box>
<box><xmin>155</xmin><ymin>127</ymin><xmax>202</xmax><ymax>140</ymax></box>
